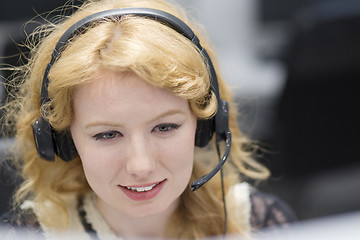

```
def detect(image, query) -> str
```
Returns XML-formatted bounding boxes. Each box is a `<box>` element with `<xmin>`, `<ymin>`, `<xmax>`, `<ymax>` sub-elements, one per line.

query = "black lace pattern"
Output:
<box><xmin>249</xmin><ymin>190</ymin><xmax>297</xmax><ymax>229</ymax></box>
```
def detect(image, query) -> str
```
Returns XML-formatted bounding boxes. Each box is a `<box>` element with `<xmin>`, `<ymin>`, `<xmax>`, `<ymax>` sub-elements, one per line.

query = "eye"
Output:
<box><xmin>153</xmin><ymin>123</ymin><xmax>181</xmax><ymax>133</ymax></box>
<box><xmin>93</xmin><ymin>131</ymin><xmax>122</xmax><ymax>141</ymax></box>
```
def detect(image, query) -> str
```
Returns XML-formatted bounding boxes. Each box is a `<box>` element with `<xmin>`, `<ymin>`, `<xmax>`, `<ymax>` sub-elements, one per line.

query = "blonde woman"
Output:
<box><xmin>1</xmin><ymin>0</ymin><xmax>296</xmax><ymax>238</ymax></box>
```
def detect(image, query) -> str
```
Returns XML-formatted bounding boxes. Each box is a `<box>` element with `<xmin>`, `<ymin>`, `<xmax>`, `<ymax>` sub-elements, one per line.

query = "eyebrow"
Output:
<box><xmin>148</xmin><ymin>109</ymin><xmax>186</xmax><ymax>123</ymax></box>
<box><xmin>84</xmin><ymin>122</ymin><xmax>124</xmax><ymax>130</ymax></box>
<box><xmin>84</xmin><ymin>109</ymin><xmax>186</xmax><ymax>130</ymax></box>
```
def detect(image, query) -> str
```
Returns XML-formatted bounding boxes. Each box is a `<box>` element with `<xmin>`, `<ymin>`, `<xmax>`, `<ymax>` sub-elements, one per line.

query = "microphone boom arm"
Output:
<box><xmin>191</xmin><ymin>130</ymin><xmax>231</xmax><ymax>191</ymax></box>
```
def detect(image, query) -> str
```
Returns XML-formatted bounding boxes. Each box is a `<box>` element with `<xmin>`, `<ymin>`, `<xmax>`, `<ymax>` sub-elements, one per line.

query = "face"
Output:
<box><xmin>70</xmin><ymin>71</ymin><xmax>197</xmax><ymax>219</ymax></box>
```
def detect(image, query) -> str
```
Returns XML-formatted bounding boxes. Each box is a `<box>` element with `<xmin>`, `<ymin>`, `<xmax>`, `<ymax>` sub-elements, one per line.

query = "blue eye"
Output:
<box><xmin>93</xmin><ymin>131</ymin><xmax>122</xmax><ymax>140</ymax></box>
<box><xmin>153</xmin><ymin>123</ymin><xmax>181</xmax><ymax>133</ymax></box>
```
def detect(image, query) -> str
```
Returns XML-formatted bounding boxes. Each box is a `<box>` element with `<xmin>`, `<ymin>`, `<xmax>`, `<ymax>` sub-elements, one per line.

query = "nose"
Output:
<box><xmin>126</xmin><ymin>134</ymin><xmax>156</xmax><ymax>178</ymax></box>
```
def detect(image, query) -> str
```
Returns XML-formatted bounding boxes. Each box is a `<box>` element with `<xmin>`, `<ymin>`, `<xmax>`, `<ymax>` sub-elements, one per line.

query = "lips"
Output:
<box><xmin>119</xmin><ymin>180</ymin><xmax>166</xmax><ymax>201</ymax></box>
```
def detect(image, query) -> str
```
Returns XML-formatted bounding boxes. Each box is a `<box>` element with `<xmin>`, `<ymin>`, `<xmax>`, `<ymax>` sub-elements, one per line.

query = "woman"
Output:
<box><xmin>1</xmin><ymin>0</ymin><xmax>296</xmax><ymax>238</ymax></box>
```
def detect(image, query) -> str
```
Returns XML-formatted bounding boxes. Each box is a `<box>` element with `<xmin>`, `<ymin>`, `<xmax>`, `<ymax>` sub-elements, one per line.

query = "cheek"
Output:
<box><xmin>80</xmin><ymin>148</ymin><xmax>115</xmax><ymax>182</ymax></box>
<box><xmin>73</xmin><ymin>138</ymin><xmax>123</xmax><ymax>186</ymax></box>
<box><xmin>71</xmin><ymin>127</ymin><xmax>121</xmax><ymax>174</ymax></box>
<box><xmin>162</xmin><ymin>126</ymin><xmax>196</xmax><ymax>178</ymax></box>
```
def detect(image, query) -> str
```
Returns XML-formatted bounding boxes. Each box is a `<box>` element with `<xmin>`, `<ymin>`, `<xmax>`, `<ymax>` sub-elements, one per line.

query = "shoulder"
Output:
<box><xmin>0</xmin><ymin>207</ymin><xmax>43</xmax><ymax>238</ymax></box>
<box><xmin>249</xmin><ymin>188</ymin><xmax>297</xmax><ymax>229</ymax></box>
<box><xmin>229</xmin><ymin>182</ymin><xmax>297</xmax><ymax>230</ymax></box>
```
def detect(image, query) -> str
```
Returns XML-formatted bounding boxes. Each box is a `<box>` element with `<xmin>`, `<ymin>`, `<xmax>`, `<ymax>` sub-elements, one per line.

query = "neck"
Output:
<box><xmin>96</xmin><ymin>197</ymin><xmax>179</xmax><ymax>238</ymax></box>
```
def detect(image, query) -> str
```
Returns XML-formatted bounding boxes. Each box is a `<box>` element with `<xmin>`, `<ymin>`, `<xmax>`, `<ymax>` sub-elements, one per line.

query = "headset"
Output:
<box><xmin>32</xmin><ymin>8</ymin><xmax>232</xmax><ymax>192</ymax></box>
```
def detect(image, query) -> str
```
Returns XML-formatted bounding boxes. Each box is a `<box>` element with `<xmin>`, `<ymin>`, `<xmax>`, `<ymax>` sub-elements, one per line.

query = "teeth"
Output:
<box><xmin>126</xmin><ymin>183</ymin><xmax>157</xmax><ymax>192</ymax></box>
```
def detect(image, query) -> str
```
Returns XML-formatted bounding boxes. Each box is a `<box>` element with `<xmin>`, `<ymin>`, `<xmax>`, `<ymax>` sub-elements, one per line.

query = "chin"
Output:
<box><xmin>126</xmin><ymin>198</ymin><xmax>179</xmax><ymax>219</ymax></box>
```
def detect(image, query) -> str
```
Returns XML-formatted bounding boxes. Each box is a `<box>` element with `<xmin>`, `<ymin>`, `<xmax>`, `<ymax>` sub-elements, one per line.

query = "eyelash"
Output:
<box><xmin>93</xmin><ymin>131</ymin><xmax>122</xmax><ymax>141</ymax></box>
<box><xmin>92</xmin><ymin>123</ymin><xmax>181</xmax><ymax>141</ymax></box>
<box><xmin>153</xmin><ymin>123</ymin><xmax>181</xmax><ymax>133</ymax></box>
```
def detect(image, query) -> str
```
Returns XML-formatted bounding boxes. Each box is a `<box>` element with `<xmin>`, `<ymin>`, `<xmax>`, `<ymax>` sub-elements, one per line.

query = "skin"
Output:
<box><xmin>70</xmin><ymin>70</ymin><xmax>197</xmax><ymax>237</ymax></box>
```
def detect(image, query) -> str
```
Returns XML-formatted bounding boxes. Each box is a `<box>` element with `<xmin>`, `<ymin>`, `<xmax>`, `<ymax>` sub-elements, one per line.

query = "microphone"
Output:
<box><xmin>191</xmin><ymin>100</ymin><xmax>231</xmax><ymax>191</ymax></box>
<box><xmin>191</xmin><ymin>130</ymin><xmax>231</xmax><ymax>191</ymax></box>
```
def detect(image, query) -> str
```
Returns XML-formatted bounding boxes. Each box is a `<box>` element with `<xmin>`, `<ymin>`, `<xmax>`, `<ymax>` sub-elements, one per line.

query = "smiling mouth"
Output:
<box><xmin>125</xmin><ymin>183</ymin><xmax>159</xmax><ymax>192</ymax></box>
<box><xmin>121</xmin><ymin>180</ymin><xmax>164</xmax><ymax>193</ymax></box>
<box><xmin>119</xmin><ymin>180</ymin><xmax>166</xmax><ymax>201</ymax></box>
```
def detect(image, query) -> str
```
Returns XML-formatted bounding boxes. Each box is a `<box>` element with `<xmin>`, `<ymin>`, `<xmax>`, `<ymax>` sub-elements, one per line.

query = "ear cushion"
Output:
<box><xmin>195</xmin><ymin>119</ymin><xmax>214</xmax><ymax>147</ymax></box>
<box><xmin>52</xmin><ymin>131</ymin><xmax>78</xmax><ymax>162</ymax></box>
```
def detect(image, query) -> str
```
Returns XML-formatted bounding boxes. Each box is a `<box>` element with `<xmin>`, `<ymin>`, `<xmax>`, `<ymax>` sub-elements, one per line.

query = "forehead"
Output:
<box><xmin>74</xmin><ymin>71</ymin><xmax>169</xmax><ymax>99</ymax></box>
<box><xmin>72</xmin><ymin>70</ymin><xmax>190</xmax><ymax>116</ymax></box>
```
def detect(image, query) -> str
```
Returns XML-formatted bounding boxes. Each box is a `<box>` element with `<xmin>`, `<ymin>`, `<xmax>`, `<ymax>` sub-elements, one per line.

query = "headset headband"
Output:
<box><xmin>41</xmin><ymin>8</ymin><xmax>220</xmax><ymax>107</ymax></box>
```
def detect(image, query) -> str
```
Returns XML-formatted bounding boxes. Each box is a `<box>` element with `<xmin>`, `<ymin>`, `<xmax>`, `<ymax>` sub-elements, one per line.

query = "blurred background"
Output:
<box><xmin>1</xmin><ymin>0</ymin><xmax>360</xmax><ymax>222</ymax></box>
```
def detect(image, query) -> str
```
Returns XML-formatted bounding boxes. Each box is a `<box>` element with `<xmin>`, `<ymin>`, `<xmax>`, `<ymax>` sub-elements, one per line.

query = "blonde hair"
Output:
<box><xmin>4</xmin><ymin>0</ymin><xmax>269</xmax><ymax>238</ymax></box>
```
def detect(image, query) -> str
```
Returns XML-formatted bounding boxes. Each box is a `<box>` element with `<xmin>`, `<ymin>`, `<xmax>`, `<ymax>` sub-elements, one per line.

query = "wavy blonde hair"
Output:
<box><xmin>4</xmin><ymin>0</ymin><xmax>269</xmax><ymax>238</ymax></box>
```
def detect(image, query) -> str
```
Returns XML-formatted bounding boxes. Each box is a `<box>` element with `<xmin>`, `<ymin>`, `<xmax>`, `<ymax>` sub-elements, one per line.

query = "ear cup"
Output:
<box><xmin>195</xmin><ymin>119</ymin><xmax>214</xmax><ymax>147</ymax></box>
<box><xmin>32</xmin><ymin>117</ymin><xmax>78</xmax><ymax>161</ymax></box>
<box><xmin>195</xmin><ymin>100</ymin><xmax>230</xmax><ymax>147</ymax></box>
<box><xmin>32</xmin><ymin>117</ymin><xmax>56</xmax><ymax>161</ymax></box>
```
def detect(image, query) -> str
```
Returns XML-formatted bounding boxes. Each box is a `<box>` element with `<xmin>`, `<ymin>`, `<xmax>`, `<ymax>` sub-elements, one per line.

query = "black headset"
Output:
<box><xmin>32</xmin><ymin>8</ymin><xmax>231</xmax><ymax>191</ymax></box>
